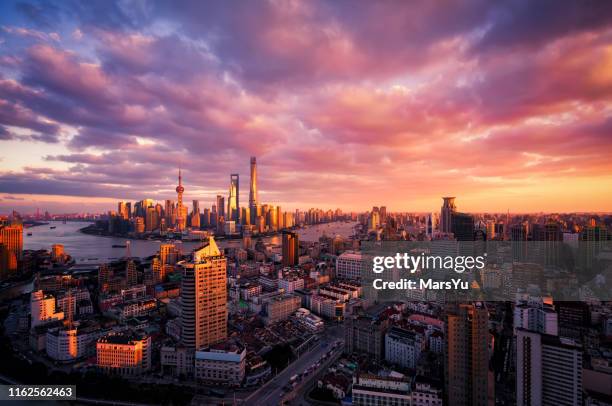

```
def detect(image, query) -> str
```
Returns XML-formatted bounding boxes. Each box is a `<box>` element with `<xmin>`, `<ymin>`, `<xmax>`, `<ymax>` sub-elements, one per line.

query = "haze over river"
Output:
<box><xmin>24</xmin><ymin>221</ymin><xmax>357</xmax><ymax>263</ymax></box>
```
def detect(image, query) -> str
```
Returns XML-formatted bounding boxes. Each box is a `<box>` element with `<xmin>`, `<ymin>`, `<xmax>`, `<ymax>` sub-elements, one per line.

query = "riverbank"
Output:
<box><xmin>25</xmin><ymin>220</ymin><xmax>358</xmax><ymax>263</ymax></box>
<box><xmin>78</xmin><ymin>221</ymin><xmax>355</xmax><ymax>243</ymax></box>
<box><xmin>23</xmin><ymin>220</ymin><xmax>49</xmax><ymax>228</ymax></box>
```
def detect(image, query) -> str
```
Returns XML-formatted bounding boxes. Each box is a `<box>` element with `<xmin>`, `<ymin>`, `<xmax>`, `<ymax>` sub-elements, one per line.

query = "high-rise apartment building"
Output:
<box><xmin>445</xmin><ymin>302</ymin><xmax>491</xmax><ymax>406</ymax></box>
<box><xmin>516</xmin><ymin>329</ymin><xmax>582</xmax><ymax>406</ymax></box>
<box><xmin>282</xmin><ymin>230</ymin><xmax>299</xmax><ymax>267</ymax></box>
<box><xmin>180</xmin><ymin>237</ymin><xmax>227</xmax><ymax>349</ymax></box>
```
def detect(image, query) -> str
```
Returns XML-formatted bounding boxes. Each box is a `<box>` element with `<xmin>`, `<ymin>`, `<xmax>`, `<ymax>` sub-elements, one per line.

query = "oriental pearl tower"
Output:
<box><xmin>176</xmin><ymin>168</ymin><xmax>186</xmax><ymax>232</ymax></box>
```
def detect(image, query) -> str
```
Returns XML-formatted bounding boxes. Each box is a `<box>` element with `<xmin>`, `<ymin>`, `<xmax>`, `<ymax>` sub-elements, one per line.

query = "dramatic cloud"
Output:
<box><xmin>1</xmin><ymin>0</ymin><xmax>611</xmax><ymax>213</ymax></box>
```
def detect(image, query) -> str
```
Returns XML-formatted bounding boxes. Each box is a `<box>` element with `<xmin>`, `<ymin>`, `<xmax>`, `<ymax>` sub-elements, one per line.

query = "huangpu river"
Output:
<box><xmin>24</xmin><ymin>220</ymin><xmax>358</xmax><ymax>263</ymax></box>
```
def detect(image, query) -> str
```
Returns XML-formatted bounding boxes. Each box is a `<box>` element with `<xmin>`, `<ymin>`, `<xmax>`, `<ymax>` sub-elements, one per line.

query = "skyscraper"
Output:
<box><xmin>165</xmin><ymin>199</ymin><xmax>175</xmax><ymax>228</ymax></box>
<box><xmin>426</xmin><ymin>213</ymin><xmax>434</xmax><ymax>237</ymax></box>
<box><xmin>176</xmin><ymin>168</ymin><xmax>187</xmax><ymax>232</ymax></box>
<box><xmin>180</xmin><ymin>237</ymin><xmax>227</xmax><ymax>349</ymax></box>
<box><xmin>192</xmin><ymin>200</ymin><xmax>200</xmax><ymax>215</ymax></box>
<box><xmin>249</xmin><ymin>156</ymin><xmax>258</xmax><ymax>213</ymax></box>
<box><xmin>516</xmin><ymin>329</ymin><xmax>582</xmax><ymax>406</ymax></box>
<box><xmin>118</xmin><ymin>202</ymin><xmax>129</xmax><ymax>220</ymax></box>
<box><xmin>216</xmin><ymin>195</ymin><xmax>225</xmax><ymax>223</ymax></box>
<box><xmin>190</xmin><ymin>200</ymin><xmax>200</xmax><ymax>228</ymax></box>
<box><xmin>451</xmin><ymin>212</ymin><xmax>475</xmax><ymax>241</ymax></box>
<box><xmin>282</xmin><ymin>230</ymin><xmax>299</xmax><ymax>267</ymax></box>
<box><xmin>145</xmin><ymin>206</ymin><xmax>158</xmax><ymax>232</ymax></box>
<box><xmin>228</xmin><ymin>174</ymin><xmax>240</xmax><ymax>223</ymax></box>
<box><xmin>440</xmin><ymin>197</ymin><xmax>456</xmax><ymax>233</ymax></box>
<box><xmin>445</xmin><ymin>302</ymin><xmax>491</xmax><ymax>406</ymax></box>
<box><xmin>0</xmin><ymin>221</ymin><xmax>23</xmax><ymax>277</ymax></box>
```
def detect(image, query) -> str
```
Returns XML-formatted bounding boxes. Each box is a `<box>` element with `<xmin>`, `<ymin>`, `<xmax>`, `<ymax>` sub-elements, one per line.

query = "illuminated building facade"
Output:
<box><xmin>96</xmin><ymin>331</ymin><xmax>151</xmax><ymax>376</ymax></box>
<box><xmin>440</xmin><ymin>197</ymin><xmax>456</xmax><ymax>234</ymax></box>
<box><xmin>180</xmin><ymin>237</ymin><xmax>228</xmax><ymax>349</ymax></box>
<box><xmin>30</xmin><ymin>290</ymin><xmax>64</xmax><ymax>327</ymax></box>
<box><xmin>282</xmin><ymin>230</ymin><xmax>299</xmax><ymax>267</ymax></box>
<box><xmin>445</xmin><ymin>302</ymin><xmax>491</xmax><ymax>406</ymax></box>
<box><xmin>228</xmin><ymin>174</ymin><xmax>240</xmax><ymax>223</ymax></box>
<box><xmin>0</xmin><ymin>222</ymin><xmax>23</xmax><ymax>277</ymax></box>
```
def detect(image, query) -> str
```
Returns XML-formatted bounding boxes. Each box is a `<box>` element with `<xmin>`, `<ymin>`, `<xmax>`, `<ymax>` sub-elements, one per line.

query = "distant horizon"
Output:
<box><xmin>2</xmin><ymin>2</ymin><xmax>612</xmax><ymax>214</ymax></box>
<box><xmin>2</xmin><ymin>196</ymin><xmax>612</xmax><ymax>219</ymax></box>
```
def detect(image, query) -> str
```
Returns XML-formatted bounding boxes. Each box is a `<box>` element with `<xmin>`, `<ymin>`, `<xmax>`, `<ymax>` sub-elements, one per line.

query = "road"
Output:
<box><xmin>286</xmin><ymin>344</ymin><xmax>344</xmax><ymax>406</ymax></box>
<box><xmin>245</xmin><ymin>323</ymin><xmax>345</xmax><ymax>406</ymax></box>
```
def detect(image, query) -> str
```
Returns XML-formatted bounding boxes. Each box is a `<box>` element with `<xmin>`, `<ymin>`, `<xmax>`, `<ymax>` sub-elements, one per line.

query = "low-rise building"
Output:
<box><xmin>46</xmin><ymin>322</ymin><xmax>106</xmax><ymax>362</ymax></box>
<box><xmin>194</xmin><ymin>342</ymin><xmax>247</xmax><ymax>386</ymax></box>
<box><xmin>30</xmin><ymin>290</ymin><xmax>64</xmax><ymax>327</ymax></box>
<box><xmin>96</xmin><ymin>331</ymin><xmax>151</xmax><ymax>376</ymax></box>
<box><xmin>352</xmin><ymin>373</ymin><xmax>411</xmax><ymax>405</ymax></box>
<box><xmin>263</xmin><ymin>295</ymin><xmax>301</xmax><ymax>325</ymax></box>
<box><xmin>110</xmin><ymin>298</ymin><xmax>157</xmax><ymax>321</ymax></box>
<box><xmin>278</xmin><ymin>275</ymin><xmax>304</xmax><ymax>294</ymax></box>
<box><xmin>160</xmin><ymin>345</ymin><xmax>194</xmax><ymax>377</ymax></box>
<box><xmin>311</xmin><ymin>293</ymin><xmax>345</xmax><ymax>320</ymax></box>
<box><xmin>239</xmin><ymin>283</ymin><xmax>262</xmax><ymax>300</ymax></box>
<box><xmin>385</xmin><ymin>327</ymin><xmax>422</xmax><ymax>369</ymax></box>
<box><xmin>294</xmin><ymin>308</ymin><xmax>324</xmax><ymax>333</ymax></box>
<box><xmin>336</xmin><ymin>251</ymin><xmax>365</xmax><ymax>280</ymax></box>
<box><xmin>412</xmin><ymin>378</ymin><xmax>443</xmax><ymax>406</ymax></box>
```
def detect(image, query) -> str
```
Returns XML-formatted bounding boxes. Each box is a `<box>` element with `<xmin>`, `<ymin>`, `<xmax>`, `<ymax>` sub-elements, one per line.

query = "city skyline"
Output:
<box><xmin>1</xmin><ymin>1</ymin><xmax>612</xmax><ymax>213</ymax></box>
<box><xmin>2</xmin><ymin>3</ymin><xmax>612</xmax><ymax>406</ymax></box>
<box><xmin>3</xmin><ymin>155</ymin><xmax>612</xmax><ymax>217</ymax></box>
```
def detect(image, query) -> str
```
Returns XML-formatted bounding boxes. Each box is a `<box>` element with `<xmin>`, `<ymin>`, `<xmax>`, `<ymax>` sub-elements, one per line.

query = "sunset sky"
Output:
<box><xmin>1</xmin><ymin>0</ymin><xmax>612</xmax><ymax>214</ymax></box>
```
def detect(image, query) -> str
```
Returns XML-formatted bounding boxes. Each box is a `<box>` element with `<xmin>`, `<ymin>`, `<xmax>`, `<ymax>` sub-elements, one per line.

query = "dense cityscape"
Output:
<box><xmin>1</xmin><ymin>154</ymin><xmax>611</xmax><ymax>405</ymax></box>
<box><xmin>2</xmin><ymin>1</ymin><xmax>612</xmax><ymax>405</ymax></box>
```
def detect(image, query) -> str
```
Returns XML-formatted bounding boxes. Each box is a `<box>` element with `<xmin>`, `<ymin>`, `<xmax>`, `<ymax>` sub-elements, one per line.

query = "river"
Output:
<box><xmin>24</xmin><ymin>221</ymin><xmax>357</xmax><ymax>263</ymax></box>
